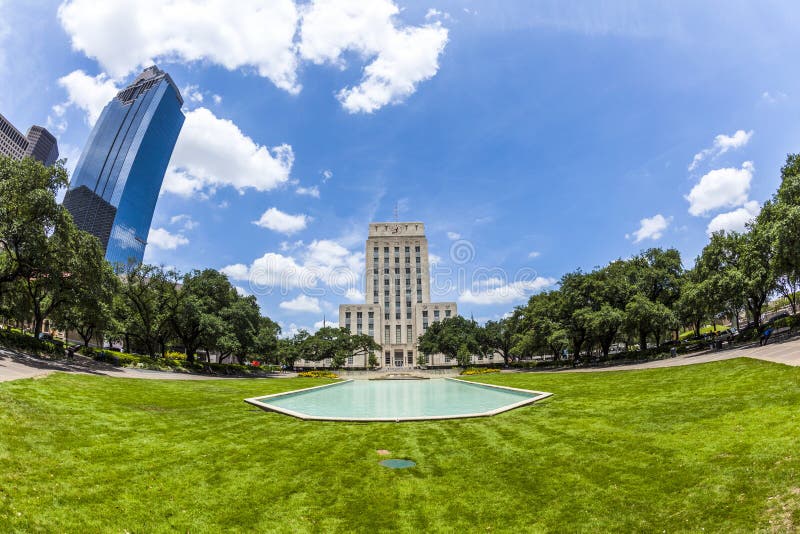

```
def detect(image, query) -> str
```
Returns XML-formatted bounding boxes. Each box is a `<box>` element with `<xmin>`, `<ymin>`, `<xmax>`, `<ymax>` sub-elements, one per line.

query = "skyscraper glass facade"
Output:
<box><xmin>63</xmin><ymin>66</ymin><xmax>184</xmax><ymax>266</ymax></box>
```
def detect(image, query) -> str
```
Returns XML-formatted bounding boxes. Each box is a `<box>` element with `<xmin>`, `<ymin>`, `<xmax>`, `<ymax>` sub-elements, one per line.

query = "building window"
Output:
<box><xmin>385</xmin><ymin>325</ymin><xmax>390</xmax><ymax>343</ymax></box>
<box><xmin>404</xmin><ymin>246</ymin><xmax>410</xmax><ymax>254</ymax></box>
<box><xmin>394</xmin><ymin>351</ymin><xmax>404</xmax><ymax>367</ymax></box>
<box><xmin>407</xmin><ymin>324</ymin><xmax>412</xmax><ymax>342</ymax></box>
<box><xmin>385</xmin><ymin>351</ymin><xmax>391</xmax><ymax>365</ymax></box>
<box><xmin>415</xmin><ymin>246</ymin><xmax>420</xmax><ymax>253</ymax></box>
<box><xmin>445</xmin><ymin>309</ymin><xmax>452</xmax><ymax>317</ymax></box>
<box><xmin>348</xmin><ymin>355</ymin><xmax>354</xmax><ymax>365</ymax></box>
<box><xmin>407</xmin><ymin>351</ymin><xmax>414</xmax><ymax>364</ymax></box>
<box><xmin>434</xmin><ymin>310</ymin><xmax>440</xmax><ymax>320</ymax></box>
<box><xmin>396</xmin><ymin>325</ymin><xmax>401</xmax><ymax>343</ymax></box>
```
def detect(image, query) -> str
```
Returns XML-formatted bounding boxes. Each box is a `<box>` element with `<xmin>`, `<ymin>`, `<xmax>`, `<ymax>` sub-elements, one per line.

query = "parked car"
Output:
<box><xmin>37</xmin><ymin>332</ymin><xmax>53</xmax><ymax>341</ymax></box>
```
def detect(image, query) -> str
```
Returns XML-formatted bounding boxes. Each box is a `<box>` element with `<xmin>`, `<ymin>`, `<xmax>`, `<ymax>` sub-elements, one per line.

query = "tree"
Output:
<box><xmin>584</xmin><ymin>304</ymin><xmax>624</xmax><ymax>359</ymax></box>
<box><xmin>558</xmin><ymin>271</ymin><xmax>592</xmax><ymax>359</ymax></box>
<box><xmin>16</xmin><ymin>213</ymin><xmax>89</xmax><ymax>336</ymax></box>
<box><xmin>169</xmin><ymin>269</ymin><xmax>237</xmax><ymax>363</ymax></box>
<box><xmin>674</xmin><ymin>272</ymin><xmax>711</xmax><ymax>338</ymax></box>
<box><xmin>53</xmin><ymin>235</ymin><xmax>118</xmax><ymax>346</ymax></box>
<box><xmin>0</xmin><ymin>157</ymin><xmax>69</xmax><ymax>295</ymax></box>
<box><xmin>477</xmin><ymin>315</ymin><xmax>519</xmax><ymax>366</ymax></box>
<box><xmin>624</xmin><ymin>294</ymin><xmax>674</xmax><ymax>352</ymax></box>
<box><xmin>216</xmin><ymin>294</ymin><xmax>261</xmax><ymax>364</ymax></box>
<box><xmin>512</xmin><ymin>291</ymin><xmax>567</xmax><ymax>359</ymax></box>
<box><xmin>115</xmin><ymin>263</ymin><xmax>174</xmax><ymax>358</ymax></box>
<box><xmin>762</xmin><ymin>154</ymin><xmax>800</xmax><ymax>314</ymax></box>
<box><xmin>299</xmin><ymin>327</ymin><xmax>369</xmax><ymax>369</ymax></box>
<box><xmin>417</xmin><ymin>316</ymin><xmax>479</xmax><ymax>367</ymax></box>
<box><xmin>695</xmin><ymin>231</ymin><xmax>747</xmax><ymax>329</ymax></box>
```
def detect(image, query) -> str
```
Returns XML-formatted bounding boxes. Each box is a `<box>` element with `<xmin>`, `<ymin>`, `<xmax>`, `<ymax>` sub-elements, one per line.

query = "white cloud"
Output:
<box><xmin>629</xmin><ymin>214</ymin><xmax>671</xmax><ymax>243</ymax></box>
<box><xmin>252</xmin><ymin>207</ymin><xmax>310</xmax><ymax>235</ymax></box>
<box><xmin>182</xmin><ymin>84</ymin><xmax>203</xmax><ymax>104</ymax></box>
<box><xmin>221</xmin><ymin>263</ymin><xmax>250</xmax><ymax>281</ymax></box>
<box><xmin>295</xmin><ymin>185</ymin><xmax>320</xmax><ymax>198</ymax></box>
<box><xmin>220</xmin><ymin>238</ymin><xmax>364</xmax><ymax>295</ymax></box>
<box><xmin>686</xmin><ymin>162</ymin><xmax>754</xmax><ymax>216</ymax></box>
<box><xmin>322</xmin><ymin>169</ymin><xmax>333</xmax><ymax>182</ymax></box>
<box><xmin>345</xmin><ymin>288</ymin><xmax>365</xmax><ymax>302</ymax></box>
<box><xmin>280</xmin><ymin>294</ymin><xmax>322</xmax><ymax>314</ymax></box>
<box><xmin>212</xmin><ymin>94</ymin><xmax>222</xmax><ymax>105</ymax></box>
<box><xmin>459</xmin><ymin>277</ymin><xmax>556</xmax><ymax>305</ymax></box>
<box><xmin>429</xmin><ymin>253</ymin><xmax>443</xmax><ymax>265</ymax></box>
<box><xmin>446</xmin><ymin>231</ymin><xmax>461</xmax><ymax>240</ymax></box>
<box><xmin>706</xmin><ymin>201</ymin><xmax>761</xmax><ymax>236</ymax></box>
<box><xmin>58</xmin><ymin>0</ymin><xmax>448</xmax><ymax>113</ymax></box>
<box><xmin>170</xmin><ymin>214</ymin><xmax>197</xmax><ymax>230</ymax></box>
<box><xmin>425</xmin><ymin>8</ymin><xmax>451</xmax><ymax>21</ymax></box>
<box><xmin>57</xmin><ymin>70</ymin><xmax>119</xmax><ymax>125</ymax></box>
<box><xmin>57</xmin><ymin>73</ymin><xmax>294</xmax><ymax>198</ymax></box>
<box><xmin>528</xmin><ymin>251</ymin><xmax>541</xmax><ymax>259</ymax></box>
<box><xmin>147</xmin><ymin>227</ymin><xmax>189</xmax><ymax>250</ymax></box>
<box><xmin>58</xmin><ymin>0</ymin><xmax>300</xmax><ymax>93</ymax></box>
<box><xmin>299</xmin><ymin>0</ymin><xmax>449</xmax><ymax>113</ymax></box>
<box><xmin>165</xmin><ymin>107</ymin><xmax>294</xmax><ymax>197</ymax></box>
<box><xmin>689</xmin><ymin>130</ymin><xmax>753</xmax><ymax>171</ymax></box>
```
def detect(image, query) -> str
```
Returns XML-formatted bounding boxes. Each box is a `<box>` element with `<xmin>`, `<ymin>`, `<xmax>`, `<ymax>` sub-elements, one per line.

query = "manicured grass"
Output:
<box><xmin>1</xmin><ymin>359</ymin><xmax>799</xmax><ymax>532</ymax></box>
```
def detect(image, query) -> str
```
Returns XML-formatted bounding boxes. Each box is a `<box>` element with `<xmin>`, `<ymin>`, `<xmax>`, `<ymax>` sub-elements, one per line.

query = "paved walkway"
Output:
<box><xmin>529</xmin><ymin>336</ymin><xmax>800</xmax><ymax>373</ymax></box>
<box><xmin>0</xmin><ymin>347</ymin><xmax>294</xmax><ymax>383</ymax></box>
<box><xmin>2</xmin><ymin>337</ymin><xmax>799</xmax><ymax>383</ymax></box>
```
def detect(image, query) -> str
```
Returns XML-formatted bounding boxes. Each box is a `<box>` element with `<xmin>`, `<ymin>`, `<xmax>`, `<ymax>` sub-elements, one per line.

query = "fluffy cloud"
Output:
<box><xmin>446</xmin><ymin>231</ymin><xmax>461</xmax><ymax>240</ymax></box>
<box><xmin>57</xmin><ymin>70</ymin><xmax>119</xmax><ymax>124</ymax></box>
<box><xmin>628</xmin><ymin>214</ymin><xmax>671</xmax><ymax>243</ymax></box>
<box><xmin>706</xmin><ymin>201</ymin><xmax>761</xmax><ymax>236</ymax></box>
<box><xmin>689</xmin><ymin>130</ymin><xmax>753</xmax><ymax>171</ymax></box>
<box><xmin>252</xmin><ymin>207</ymin><xmax>310</xmax><ymax>235</ymax></box>
<box><xmin>686</xmin><ymin>162</ymin><xmax>754</xmax><ymax>216</ymax></box>
<box><xmin>299</xmin><ymin>0</ymin><xmax>449</xmax><ymax>113</ymax></box>
<box><xmin>459</xmin><ymin>277</ymin><xmax>556</xmax><ymax>305</ymax></box>
<box><xmin>528</xmin><ymin>251</ymin><xmax>541</xmax><ymax>259</ymax></box>
<box><xmin>280</xmin><ymin>294</ymin><xmax>322</xmax><ymax>314</ymax></box>
<box><xmin>147</xmin><ymin>227</ymin><xmax>189</xmax><ymax>250</ymax></box>
<box><xmin>58</xmin><ymin>0</ymin><xmax>300</xmax><ymax>92</ymax></box>
<box><xmin>58</xmin><ymin>0</ymin><xmax>449</xmax><ymax>113</ymax></box>
<box><xmin>57</xmin><ymin>72</ymin><xmax>295</xmax><ymax>198</ymax></box>
<box><xmin>221</xmin><ymin>239</ymin><xmax>364</xmax><ymax>295</ymax></box>
<box><xmin>165</xmin><ymin>107</ymin><xmax>294</xmax><ymax>196</ymax></box>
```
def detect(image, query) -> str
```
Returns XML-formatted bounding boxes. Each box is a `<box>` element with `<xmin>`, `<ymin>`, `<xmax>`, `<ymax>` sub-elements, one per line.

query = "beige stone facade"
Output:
<box><xmin>339</xmin><ymin>222</ymin><xmax>458</xmax><ymax>369</ymax></box>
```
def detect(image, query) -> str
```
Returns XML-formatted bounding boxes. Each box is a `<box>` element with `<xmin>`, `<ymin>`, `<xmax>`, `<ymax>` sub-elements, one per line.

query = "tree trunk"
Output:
<box><xmin>639</xmin><ymin>331</ymin><xmax>648</xmax><ymax>354</ymax></box>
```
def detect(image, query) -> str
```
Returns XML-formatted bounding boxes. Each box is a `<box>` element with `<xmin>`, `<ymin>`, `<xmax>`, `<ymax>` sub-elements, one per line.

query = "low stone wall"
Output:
<box><xmin>335</xmin><ymin>368</ymin><xmax>462</xmax><ymax>380</ymax></box>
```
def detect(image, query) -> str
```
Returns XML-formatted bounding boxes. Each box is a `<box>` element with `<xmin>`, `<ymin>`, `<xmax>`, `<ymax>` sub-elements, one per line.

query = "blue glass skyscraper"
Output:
<box><xmin>63</xmin><ymin>66</ymin><xmax>184</xmax><ymax>266</ymax></box>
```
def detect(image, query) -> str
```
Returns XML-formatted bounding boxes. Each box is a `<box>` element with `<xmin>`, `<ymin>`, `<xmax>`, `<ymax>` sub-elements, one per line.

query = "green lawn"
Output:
<box><xmin>1</xmin><ymin>359</ymin><xmax>799</xmax><ymax>532</ymax></box>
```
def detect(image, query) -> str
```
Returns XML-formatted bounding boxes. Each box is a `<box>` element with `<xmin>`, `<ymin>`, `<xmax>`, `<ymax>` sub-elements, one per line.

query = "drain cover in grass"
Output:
<box><xmin>380</xmin><ymin>459</ymin><xmax>416</xmax><ymax>469</ymax></box>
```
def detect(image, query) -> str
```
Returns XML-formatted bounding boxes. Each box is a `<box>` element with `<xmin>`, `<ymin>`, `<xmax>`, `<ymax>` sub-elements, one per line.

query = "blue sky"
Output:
<box><xmin>2</xmin><ymin>0</ymin><xmax>799</xmax><ymax>334</ymax></box>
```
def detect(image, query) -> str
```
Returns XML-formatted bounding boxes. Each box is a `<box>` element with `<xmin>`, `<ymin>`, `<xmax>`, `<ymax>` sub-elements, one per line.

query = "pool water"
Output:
<box><xmin>246</xmin><ymin>378</ymin><xmax>550</xmax><ymax>421</ymax></box>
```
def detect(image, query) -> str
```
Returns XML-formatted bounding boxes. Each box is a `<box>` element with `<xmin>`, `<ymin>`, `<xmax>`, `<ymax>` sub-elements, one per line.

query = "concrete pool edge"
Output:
<box><xmin>244</xmin><ymin>377</ymin><xmax>553</xmax><ymax>422</ymax></box>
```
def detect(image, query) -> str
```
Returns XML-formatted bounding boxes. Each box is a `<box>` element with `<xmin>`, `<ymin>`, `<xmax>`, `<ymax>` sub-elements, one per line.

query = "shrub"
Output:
<box><xmin>164</xmin><ymin>350</ymin><xmax>187</xmax><ymax>361</ymax></box>
<box><xmin>460</xmin><ymin>367</ymin><xmax>500</xmax><ymax>375</ymax></box>
<box><xmin>0</xmin><ymin>329</ymin><xmax>63</xmax><ymax>357</ymax></box>
<box><xmin>297</xmin><ymin>370</ymin><xmax>338</xmax><ymax>379</ymax></box>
